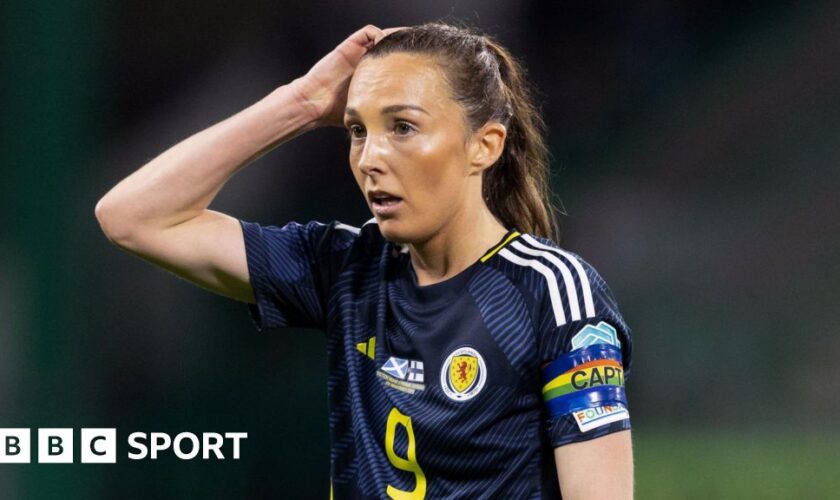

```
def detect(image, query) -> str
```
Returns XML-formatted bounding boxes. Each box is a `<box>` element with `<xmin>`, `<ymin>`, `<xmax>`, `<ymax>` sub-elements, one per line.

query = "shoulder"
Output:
<box><xmin>486</xmin><ymin>231</ymin><xmax>608</xmax><ymax>329</ymax></box>
<box><xmin>321</xmin><ymin>218</ymin><xmax>401</xmax><ymax>274</ymax></box>
<box><xmin>335</xmin><ymin>217</ymin><xmax>393</xmax><ymax>257</ymax></box>
<box><xmin>487</xmin><ymin>231</ymin><xmax>631</xmax><ymax>360</ymax></box>
<box><xmin>237</xmin><ymin>217</ymin><xmax>392</xmax><ymax>271</ymax></box>
<box><xmin>249</xmin><ymin>217</ymin><xmax>384</xmax><ymax>249</ymax></box>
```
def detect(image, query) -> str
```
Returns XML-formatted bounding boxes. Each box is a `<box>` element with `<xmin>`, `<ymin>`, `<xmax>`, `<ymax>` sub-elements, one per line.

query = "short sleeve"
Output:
<box><xmin>239</xmin><ymin>219</ymin><xmax>358</xmax><ymax>331</ymax></box>
<box><xmin>538</xmin><ymin>254</ymin><xmax>633</xmax><ymax>448</ymax></box>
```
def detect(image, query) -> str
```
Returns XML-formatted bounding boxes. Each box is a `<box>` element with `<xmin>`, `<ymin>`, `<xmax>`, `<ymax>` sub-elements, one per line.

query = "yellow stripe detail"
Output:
<box><xmin>357</xmin><ymin>337</ymin><xmax>376</xmax><ymax>360</ymax></box>
<box><xmin>480</xmin><ymin>231</ymin><xmax>521</xmax><ymax>263</ymax></box>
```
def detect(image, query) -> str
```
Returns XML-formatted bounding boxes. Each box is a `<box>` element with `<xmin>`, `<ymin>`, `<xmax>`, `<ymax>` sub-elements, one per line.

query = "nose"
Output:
<box><xmin>357</xmin><ymin>132</ymin><xmax>389</xmax><ymax>177</ymax></box>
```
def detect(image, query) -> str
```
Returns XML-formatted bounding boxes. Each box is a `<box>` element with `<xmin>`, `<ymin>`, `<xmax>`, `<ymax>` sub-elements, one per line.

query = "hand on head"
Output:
<box><xmin>290</xmin><ymin>25</ymin><xmax>408</xmax><ymax>127</ymax></box>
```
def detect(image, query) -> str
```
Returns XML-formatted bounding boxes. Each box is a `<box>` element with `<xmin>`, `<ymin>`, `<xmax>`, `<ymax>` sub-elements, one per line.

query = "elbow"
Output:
<box><xmin>95</xmin><ymin>195</ymin><xmax>135</xmax><ymax>248</ymax></box>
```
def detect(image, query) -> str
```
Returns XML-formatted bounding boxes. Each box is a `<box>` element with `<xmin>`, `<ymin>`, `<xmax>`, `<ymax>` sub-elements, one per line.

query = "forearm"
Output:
<box><xmin>95</xmin><ymin>80</ymin><xmax>317</xmax><ymax>241</ymax></box>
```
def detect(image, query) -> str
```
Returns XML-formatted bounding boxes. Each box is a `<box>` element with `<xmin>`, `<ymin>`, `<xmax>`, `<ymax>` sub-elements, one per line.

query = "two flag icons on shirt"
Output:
<box><xmin>381</xmin><ymin>357</ymin><xmax>425</xmax><ymax>383</ymax></box>
<box><xmin>377</xmin><ymin>356</ymin><xmax>427</xmax><ymax>395</ymax></box>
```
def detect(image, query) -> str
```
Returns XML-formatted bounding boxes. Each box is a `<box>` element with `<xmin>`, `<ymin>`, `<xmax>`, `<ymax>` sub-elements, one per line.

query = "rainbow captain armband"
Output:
<box><xmin>541</xmin><ymin>344</ymin><xmax>628</xmax><ymax>423</ymax></box>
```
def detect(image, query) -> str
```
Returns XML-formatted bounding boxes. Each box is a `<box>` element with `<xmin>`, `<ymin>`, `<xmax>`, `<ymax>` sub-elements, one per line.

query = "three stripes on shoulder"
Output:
<box><xmin>498</xmin><ymin>234</ymin><xmax>595</xmax><ymax>327</ymax></box>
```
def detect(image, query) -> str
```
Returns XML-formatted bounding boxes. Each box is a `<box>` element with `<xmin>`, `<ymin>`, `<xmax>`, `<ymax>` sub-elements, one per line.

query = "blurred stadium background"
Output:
<box><xmin>2</xmin><ymin>0</ymin><xmax>839</xmax><ymax>498</ymax></box>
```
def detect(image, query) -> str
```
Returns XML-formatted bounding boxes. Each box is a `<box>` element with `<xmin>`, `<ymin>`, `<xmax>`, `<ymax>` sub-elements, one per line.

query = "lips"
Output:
<box><xmin>368</xmin><ymin>189</ymin><xmax>403</xmax><ymax>216</ymax></box>
<box><xmin>367</xmin><ymin>189</ymin><xmax>402</xmax><ymax>204</ymax></box>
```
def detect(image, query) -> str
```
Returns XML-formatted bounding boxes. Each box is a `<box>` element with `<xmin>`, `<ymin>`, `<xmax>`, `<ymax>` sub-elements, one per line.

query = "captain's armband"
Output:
<box><xmin>541</xmin><ymin>343</ymin><xmax>629</xmax><ymax>431</ymax></box>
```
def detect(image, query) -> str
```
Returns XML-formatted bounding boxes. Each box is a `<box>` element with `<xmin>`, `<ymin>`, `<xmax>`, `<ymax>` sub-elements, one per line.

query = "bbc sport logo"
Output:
<box><xmin>0</xmin><ymin>428</ymin><xmax>247</xmax><ymax>463</ymax></box>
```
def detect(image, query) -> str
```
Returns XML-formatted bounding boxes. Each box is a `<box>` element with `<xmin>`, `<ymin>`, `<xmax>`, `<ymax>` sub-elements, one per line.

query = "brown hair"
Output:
<box><xmin>364</xmin><ymin>22</ymin><xmax>560</xmax><ymax>241</ymax></box>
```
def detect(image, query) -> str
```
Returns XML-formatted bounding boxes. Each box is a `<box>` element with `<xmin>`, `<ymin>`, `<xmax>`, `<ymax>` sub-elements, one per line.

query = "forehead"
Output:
<box><xmin>346</xmin><ymin>53</ymin><xmax>454</xmax><ymax>115</ymax></box>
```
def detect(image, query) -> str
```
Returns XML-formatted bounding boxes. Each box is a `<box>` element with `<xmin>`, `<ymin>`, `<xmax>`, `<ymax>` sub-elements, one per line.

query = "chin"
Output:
<box><xmin>376</xmin><ymin>218</ymin><xmax>408</xmax><ymax>244</ymax></box>
<box><xmin>377</xmin><ymin>217</ymin><xmax>428</xmax><ymax>245</ymax></box>
<box><xmin>376</xmin><ymin>217</ymin><xmax>438</xmax><ymax>247</ymax></box>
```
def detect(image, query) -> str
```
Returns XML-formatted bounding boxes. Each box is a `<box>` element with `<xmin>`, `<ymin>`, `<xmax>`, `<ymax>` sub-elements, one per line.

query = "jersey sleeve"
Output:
<box><xmin>537</xmin><ymin>254</ymin><xmax>633</xmax><ymax>448</ymax></box>
<box><xmin>238</xmin><ymin>219</ymin><xmax>358</xmax><ymax>331</ymax></box>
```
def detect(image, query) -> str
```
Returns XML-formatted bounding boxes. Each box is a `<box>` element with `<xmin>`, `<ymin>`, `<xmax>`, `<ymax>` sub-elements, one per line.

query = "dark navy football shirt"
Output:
<box><xmin>239</xmin><ymin>217</ymin><xmax>633</xmax><ymax>499</ymax></box>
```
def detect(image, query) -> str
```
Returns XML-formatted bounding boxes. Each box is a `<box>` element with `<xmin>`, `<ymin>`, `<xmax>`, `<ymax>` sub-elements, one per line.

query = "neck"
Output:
<box><xmin>407</xmin><ymin>199</ymin><xmax>507</xmax><ymax>287</ymax></box>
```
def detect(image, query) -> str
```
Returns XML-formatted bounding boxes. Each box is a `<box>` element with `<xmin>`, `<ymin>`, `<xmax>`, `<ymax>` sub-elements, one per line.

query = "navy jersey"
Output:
<box><xmin>240</xmin><ymin>217</ymin><xmax>633</xmax><ymax>499</ymax></box>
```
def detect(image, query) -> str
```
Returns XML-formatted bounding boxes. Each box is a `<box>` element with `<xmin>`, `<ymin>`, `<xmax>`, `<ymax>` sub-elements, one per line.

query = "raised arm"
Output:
<box><xmin>94</xmin><ymin>25</ymin><xmax>395</xmax><ymax>302</ymax></box>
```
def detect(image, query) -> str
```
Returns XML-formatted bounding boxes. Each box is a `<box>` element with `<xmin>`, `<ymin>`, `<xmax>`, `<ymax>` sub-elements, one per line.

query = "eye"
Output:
<box><xmin>346</xmin><ymin>124</ymin><xmax>366</xmax><ymax>141</ymax></box>
<box><xmin>394</xmin><ymin>121</ymin><xmax>416</xmax><ymax>136</ymax></box>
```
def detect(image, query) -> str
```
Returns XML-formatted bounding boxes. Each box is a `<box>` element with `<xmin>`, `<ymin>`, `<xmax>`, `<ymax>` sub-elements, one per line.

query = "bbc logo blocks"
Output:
<box><xmin>0</xmin><ymin>428</ymin><xmax>116</xmax><ymax>464</ymax></box>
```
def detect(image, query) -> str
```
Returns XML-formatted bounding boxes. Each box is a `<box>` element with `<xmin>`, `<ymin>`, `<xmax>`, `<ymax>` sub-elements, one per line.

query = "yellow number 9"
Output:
<box><xmin>385</xmin><ymin>407</ymin><xmax>426</xmax><ymax>499</ymax></box>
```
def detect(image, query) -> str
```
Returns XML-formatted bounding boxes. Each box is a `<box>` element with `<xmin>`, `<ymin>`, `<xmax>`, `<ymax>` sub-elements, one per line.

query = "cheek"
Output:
<box><xmin>399</xmin><ymin>136</ymin><xmax>466</xmax><ymax>198</ymax></box>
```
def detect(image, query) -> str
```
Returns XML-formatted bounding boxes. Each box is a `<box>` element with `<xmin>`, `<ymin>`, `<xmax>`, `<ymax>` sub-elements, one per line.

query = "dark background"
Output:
<box><xmin>2</xmin><ymin>0</ymin><xmax>839</xmax><ymax>498</ymax></box>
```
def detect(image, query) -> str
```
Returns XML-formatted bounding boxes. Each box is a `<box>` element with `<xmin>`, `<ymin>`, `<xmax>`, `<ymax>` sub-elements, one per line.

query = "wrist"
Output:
<box><xmin>261</xmin><ymin>78</ymin><xmax>324</xmax><ymax>133</ymax></box>
<box><xmin>285</xmin><ymin>77</ymin><xmax>333</xmax><ymax>130</ymax></box>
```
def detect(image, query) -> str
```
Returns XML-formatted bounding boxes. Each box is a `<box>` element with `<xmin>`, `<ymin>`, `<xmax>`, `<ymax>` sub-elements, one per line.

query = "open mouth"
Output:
<box><xmin>369</xmin><ymin>193</ymin><xmax>403</xmax><ymax>215</ymax></box>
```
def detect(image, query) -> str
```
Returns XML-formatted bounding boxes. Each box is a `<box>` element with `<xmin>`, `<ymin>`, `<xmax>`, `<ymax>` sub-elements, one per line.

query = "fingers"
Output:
<box><xmin>382</xmin><ymin>27</ymin><xmax>407</xmax><ymax>37</ymax></box>
<box><xmin>345</xmin><ymin>24</ymin><xmax>385</xmax><ymax>49</ymax></box>
<box><xmin>347</xmin><ymin>25</ymin><xmax>408</xmax><ymax>50</ymax></box>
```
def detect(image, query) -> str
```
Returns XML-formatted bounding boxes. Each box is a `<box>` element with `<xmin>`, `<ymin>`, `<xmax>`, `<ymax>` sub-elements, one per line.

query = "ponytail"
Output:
<box><xmin>482</xmin><ymin>40</ymin><xmax>559</xmax><ymax>241</ymax></box>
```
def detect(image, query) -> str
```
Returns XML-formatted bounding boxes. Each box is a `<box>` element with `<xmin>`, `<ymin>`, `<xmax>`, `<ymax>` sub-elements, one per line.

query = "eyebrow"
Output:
<box><xmin>344</xmin><ymin>104</ymin><xmax>430</xmax><ymax>118</ymax></box>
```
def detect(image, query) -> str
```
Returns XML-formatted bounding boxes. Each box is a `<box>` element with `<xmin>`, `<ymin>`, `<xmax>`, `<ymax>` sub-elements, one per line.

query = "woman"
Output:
<box><xmin>96</xmin><ymin>22</ymin><xmax>633</xmax><ymax>499</ymax></box>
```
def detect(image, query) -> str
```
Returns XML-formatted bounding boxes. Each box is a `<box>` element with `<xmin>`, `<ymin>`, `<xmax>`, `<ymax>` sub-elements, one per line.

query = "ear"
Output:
<box><xmin>467</xmin><ymin>122</ymin><xmax>507</xmax><ymax>174</ymax></box>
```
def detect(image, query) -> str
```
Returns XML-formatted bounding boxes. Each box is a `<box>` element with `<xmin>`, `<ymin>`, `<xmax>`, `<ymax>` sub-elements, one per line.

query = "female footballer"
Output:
<box><xmin>96</xmin><ymin>22</ymin><xmax>634</xmax><ymax>499</ymax></box>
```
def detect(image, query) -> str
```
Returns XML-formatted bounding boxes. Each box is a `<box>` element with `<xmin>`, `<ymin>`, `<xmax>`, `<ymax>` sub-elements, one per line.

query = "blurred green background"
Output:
<box><xmin>2</xmin><ymin>0</ymin><xmax>839</xmax><ymax>498</ymax></box>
